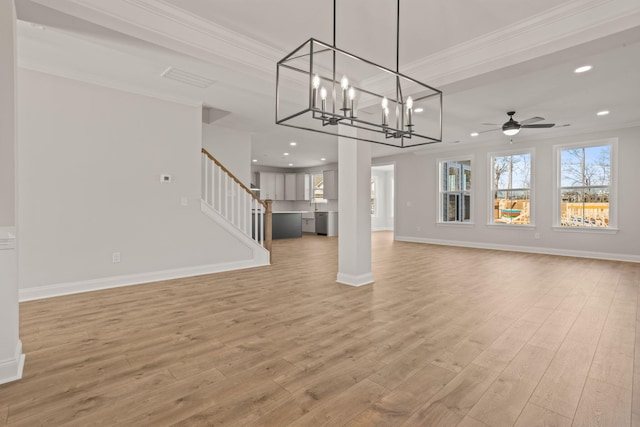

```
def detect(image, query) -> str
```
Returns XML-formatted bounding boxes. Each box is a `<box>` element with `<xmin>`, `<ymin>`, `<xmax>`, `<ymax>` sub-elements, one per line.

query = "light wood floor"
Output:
<box><xmin>1</xmin><ymin>231</ymin><xmax>639</xmax><ymax>426</ymax></box>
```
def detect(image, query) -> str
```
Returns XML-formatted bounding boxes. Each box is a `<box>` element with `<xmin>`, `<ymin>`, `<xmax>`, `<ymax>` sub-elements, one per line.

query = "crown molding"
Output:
<box><xmin>367</xmin><ymin>0</ymin><xmax>640</xmax><ymax>89</ymax></box>
<box><xmin>32</xmin><ymin>0</ymin><xmax>640</xmax><ymax>90</ymax></box>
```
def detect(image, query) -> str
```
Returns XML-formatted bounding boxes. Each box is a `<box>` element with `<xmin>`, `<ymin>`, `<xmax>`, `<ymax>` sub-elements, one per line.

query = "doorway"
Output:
<box><xmin>371</xmin><ymin>164</ymin><xmax>395</xmax><ymax>231</ymax></box>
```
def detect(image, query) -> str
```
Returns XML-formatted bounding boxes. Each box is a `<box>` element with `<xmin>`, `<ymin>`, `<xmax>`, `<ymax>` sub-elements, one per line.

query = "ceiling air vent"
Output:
<box><xmin>160</xmin><ymin>67</ymin><xmax>215</xmax><ymax>88</ymax></box>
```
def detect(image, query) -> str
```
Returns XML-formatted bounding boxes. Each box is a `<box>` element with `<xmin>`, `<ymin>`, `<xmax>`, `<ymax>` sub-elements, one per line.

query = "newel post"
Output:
<box><xmin>264</xmin><ymin>199</ymin><xmax>272</xmax><ymax>255</ymax></box>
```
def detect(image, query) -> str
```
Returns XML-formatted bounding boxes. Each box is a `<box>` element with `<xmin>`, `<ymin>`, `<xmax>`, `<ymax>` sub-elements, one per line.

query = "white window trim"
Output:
<box><xmin>436</xmin><ymin>154</ymin><xmax>474</xmax><ymax>224</ymax></box>
<box><xmin>552</xmin><ymin>138</ymin><xmax>618</xmax><ymax>231</ymax></box>
<box><xmin>488</xmin><ymin>147</ymin><xmax>535</xmax><ymax>227</ymax></box>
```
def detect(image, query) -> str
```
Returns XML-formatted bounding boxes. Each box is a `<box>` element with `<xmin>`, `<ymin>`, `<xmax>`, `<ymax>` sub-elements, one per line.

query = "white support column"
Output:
<box><xmin>337</xmin><ymin>127</ymin><xmax>373</xmax><ymax>286</ymax></box>
<box><xmin>0</xmin><ymin>0</ymin><xmax>25</xmax><ymax>385</ymax></box>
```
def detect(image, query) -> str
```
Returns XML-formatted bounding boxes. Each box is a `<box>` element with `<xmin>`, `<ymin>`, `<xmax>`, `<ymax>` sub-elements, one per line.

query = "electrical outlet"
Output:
<box><xmin>417</xmin><ymin>225</ymin><xmax>421</xmax><ymax>231</ymax></box>
<box><xmin>112</xmin><ymin>252</ymin><xmax>121</xmax><ymax>263</ymax></box>
<box><xmin>181</xmin><ymin>197</ymin><xmax>188</xmax><ymax>206</ymax></box>
<box><xmin>534</xmin><ymin>233</ymin><xmax>541</xmax><ymax>240</ymax></box>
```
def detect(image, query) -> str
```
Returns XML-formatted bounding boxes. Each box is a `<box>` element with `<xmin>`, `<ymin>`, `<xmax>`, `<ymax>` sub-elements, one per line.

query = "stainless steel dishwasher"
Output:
<box><xmin>315</xmin><ymin>212</ymin><xmax>328</xmax><ymax>235</ymax></box>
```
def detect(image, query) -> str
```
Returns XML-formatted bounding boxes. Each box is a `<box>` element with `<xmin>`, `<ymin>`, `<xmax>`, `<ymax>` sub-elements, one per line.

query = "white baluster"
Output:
<box><xmin>201</xmin><ymin>154</ymin><xmax>206</xmax><ymax>201</ymax></box>
<box><xmin>216</xmin><ymin>166</ymin><xmax>222</xmax><ymax>213</ymax></box>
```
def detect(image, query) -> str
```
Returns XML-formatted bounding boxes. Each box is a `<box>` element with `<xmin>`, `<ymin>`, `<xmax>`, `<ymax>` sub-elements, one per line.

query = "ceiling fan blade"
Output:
<box><xmin>482</xmin><ymin>123</ymin><xmax>499</xmax><ymax>126</ymax></box>
<box><xmin>522</xmin><ymin>123</ymin><xmax>555</xmax><ymax>128</ymax></box>
<box><xmin>520</xmin><ymin>116</ymin><xmax>544</xmax><ymax>124</ymax></box>
<box><xmin>478</xmin><ymin>127</ymin><xmax>500</xmax><ymax>134</ymax></box>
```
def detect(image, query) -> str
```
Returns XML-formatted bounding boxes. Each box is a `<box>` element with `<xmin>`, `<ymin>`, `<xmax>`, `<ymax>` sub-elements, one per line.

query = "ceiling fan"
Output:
<box><xmin>481</xmin><ymin>111</ymin><xmax>556</xmax><ymax>136</ymax></box>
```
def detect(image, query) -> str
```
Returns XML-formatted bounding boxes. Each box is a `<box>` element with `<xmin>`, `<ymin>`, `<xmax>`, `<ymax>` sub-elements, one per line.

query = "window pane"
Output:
<box><xmin>561</xmin><ymin>148</ymin><xmax>583</xmax><ymax>187</ymax></box>
<box><xmin>585</xmin><ymin>146</ymin><xmax>610</xmax><ymax>186</ymax></box>
<box><xmin>511</xmin><ymin>154</ymin><xmax>531</xmax><ymax>188</ymax></box>
<box><xmin>446</xmin><ymin>194</ymin><xmax>459</xmax><ymax>221</ymax></box>
<box><xmin>561</xmin><ymin>145</ymin><xmax>610</xmax><ymax>188</ymax></box>
<box><xmin>313</xmin><ymin>174</ymin><xmax>324</xmax><ymax>200</ymax></box>
<box><xmin>463</xmin><ymin>195</ymin><xmax>471</xmax><ymax>221</ymax></box>
<box><xmin>560</xmin><ymin>188</ymin><xmax>609</xmax><ymax>227</ymax></box>
<box><xmin>463</xmin><ymin>166</ymin><xmax>471</xmax><ymax>191</ymax></box>
<box><xmin>494</xmin><ymin>190</ymin><xmax>530</xmax><ymax>224</ymax></box>
<box><xmin>493</xmin><ymin>156</ymin><xmax>510</xmax><ymax>189</ymax></box>
<box><xmin>447</xmin><ymin>164</ymin><xmax>460</xmax><ymax>191</ymax></box>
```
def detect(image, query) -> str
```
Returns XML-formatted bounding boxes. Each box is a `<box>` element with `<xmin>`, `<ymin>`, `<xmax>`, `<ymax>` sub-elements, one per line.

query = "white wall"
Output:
<box><xmin>0</xmin><ymin>0</ymin><xmax>24</xmax><ymax>385</ymax></box>
<box><xmin>202</xmin><ymin>124</ymin><xmax>252</xmax><ymax>186</ymax></box>
<box><xmin>18</xmin><ymin>70</ymin><xmax>256</xmax><ymax>298</ymax></box>
<box><xmin>382</xmin><ymin>126</ymin><xmax>640</xmax><ymax>262</ymax></box>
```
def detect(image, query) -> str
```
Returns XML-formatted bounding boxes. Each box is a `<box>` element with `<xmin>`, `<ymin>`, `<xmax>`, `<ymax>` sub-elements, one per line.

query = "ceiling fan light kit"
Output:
<box><xmin>482</xmin><ymin>111</ymin><xmax>556</xmax><ymax>137</ymax></box>
<box><xmin>275</xmin><ymin>0</ymin><xmax>443</xmax><ymax>148</ymax></box>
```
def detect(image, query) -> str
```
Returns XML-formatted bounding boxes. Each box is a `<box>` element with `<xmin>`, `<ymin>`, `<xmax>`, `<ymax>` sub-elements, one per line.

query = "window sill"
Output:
<box><xmin>437</xmin><ymin>222</ymin><xmax>475</xmax><ymax>228</ymax></box>
<box><xmin>486</xmin><ymin>223</ymin><xmax>536</xmax><ymax>230</ymax></box>
<box><xmin>552</xmin><ymin>226</ymin><xmax>618</xmax><ymax>235</ymax></box>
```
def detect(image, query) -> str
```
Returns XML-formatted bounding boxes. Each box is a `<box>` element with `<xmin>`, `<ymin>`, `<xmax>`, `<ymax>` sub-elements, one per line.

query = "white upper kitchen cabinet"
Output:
<box><xmin>323</xmin><ymin>170</ymin><xmax>338</xmax><ymax>200</ymax></box>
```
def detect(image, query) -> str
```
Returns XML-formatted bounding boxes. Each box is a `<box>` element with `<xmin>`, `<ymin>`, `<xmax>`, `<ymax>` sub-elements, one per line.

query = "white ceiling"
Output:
<box><xmin>14</xmin><ymin>0</ymin><xmax>640</xmax><ymax>169</ymax></box>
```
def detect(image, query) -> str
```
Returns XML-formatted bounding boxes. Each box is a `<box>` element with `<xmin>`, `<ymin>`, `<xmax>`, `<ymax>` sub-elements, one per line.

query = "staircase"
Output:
<box><xmin>200</xmin><ymin>148</ymin><xmax>271</xmax><ymax>262</ymax></box>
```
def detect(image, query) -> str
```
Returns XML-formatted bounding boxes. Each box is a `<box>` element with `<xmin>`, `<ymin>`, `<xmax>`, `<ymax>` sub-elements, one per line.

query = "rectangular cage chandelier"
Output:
<box><xmin>275</xmin><ymin>1</ymin><xmax>443</xmax><ymax>149</ymax></box>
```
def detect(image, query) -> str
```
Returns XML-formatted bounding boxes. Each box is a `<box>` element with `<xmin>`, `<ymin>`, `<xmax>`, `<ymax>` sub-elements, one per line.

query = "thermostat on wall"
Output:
<box><xmin>160</xmin><ymin>174</ymin><xmax>172</xmax><ymax>183</ymax></box>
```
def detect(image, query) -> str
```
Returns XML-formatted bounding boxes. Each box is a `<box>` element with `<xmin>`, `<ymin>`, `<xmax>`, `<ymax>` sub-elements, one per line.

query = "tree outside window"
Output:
<box><xmin>491</xmin><ymin>152</ymin><xmax>532</xmax><ymax>225</ymax></box>
<box><xmin>559</xmin><ymin>145</ymin><xmax>610</xmax><ymax>227</ymax></box>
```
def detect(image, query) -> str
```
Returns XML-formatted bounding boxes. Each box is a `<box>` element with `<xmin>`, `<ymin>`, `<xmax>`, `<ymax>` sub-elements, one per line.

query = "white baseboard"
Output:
<box><xmin>394</xmin><ymin>235</ymin><xmax>640</xmax><ymax>263</ymax></box>
<box><xmin>19</xmin><ymin>259</ymin><xmax>267</xmax><ymax>302</ymax></box>
<box><xmin>337</xmin><ymin>272</ymin><xmax>374</xmax><ymax>287</ymax></box>
<box><xmin>0</xmin><ymin>340</ymin><xmax>25</xmax><ymax>385</ymax></box>
<box><xmin>372</xmin><ymin>227</ymin><xmax>394</xmax><ymax>232</ymax></box>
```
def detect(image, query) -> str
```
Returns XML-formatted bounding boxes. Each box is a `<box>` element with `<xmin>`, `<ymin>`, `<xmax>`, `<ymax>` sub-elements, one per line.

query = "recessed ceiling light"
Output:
<box><xmin>574</xmin><ymin>65</ymin><xmax>592</xmax><ymax>73</ymax></box>
<box><xmin>283</xmin><ymin>152</ymin><xmax>289</xmax><ymax>156</ymax></box>
<box><xmin>288</xmin><ymin>163</ymin><xmax>293</xmax><ymax>166</ymax></box>
<box><xmin>290</xmin><ymin>141</ymin><xmax>297</xmax><ymax>146</ymax></box>
<box><xmin>470</xmin><ymin>132</ymin><xmax>479</xmax><ymax>137</ymax></box>
<box><xmin>252</xmin><ymin>159</ymin><xmax>257</xmax><ymax>162</ymax></box>
<box><xmin>414</xmin><ymin>108</ymin><xmax>424</xmax><ymax>113</ymax></box>
<box><xmin>320</xmin><ymin>157</ymin><xmax>326</xmax><ymax>161</ymax></box>
<box><xmin>597</xmin><ymin>110</ymin><xmax>609</xmax><ymax>116</ymax></box>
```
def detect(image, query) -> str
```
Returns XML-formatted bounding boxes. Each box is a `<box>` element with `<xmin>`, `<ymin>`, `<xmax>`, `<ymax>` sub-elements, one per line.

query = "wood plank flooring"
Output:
<box><xmin>1</xmin><ymin>231</ymin><xmax>639</xmax><ymax>426</ymax></box>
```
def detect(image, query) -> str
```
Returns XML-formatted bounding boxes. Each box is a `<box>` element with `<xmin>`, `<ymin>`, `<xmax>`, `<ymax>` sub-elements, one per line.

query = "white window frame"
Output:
<box><xmin>553</xmin><ymin>138</ymin><xmax>618</xmax><ymax>233</ymax></box>
<box><xmin>437</xmin><ymin>155</ymin><xmax>474</xmax><ymax>225</ymax></box>
<box><xmin>488</xmin><ymin>148</ymin><xmax>535</xmax><ymax>228</ymax></box>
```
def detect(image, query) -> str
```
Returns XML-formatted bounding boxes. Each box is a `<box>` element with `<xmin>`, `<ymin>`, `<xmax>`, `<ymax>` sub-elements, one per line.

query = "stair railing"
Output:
<box><xmin>201</xmin><ymin>148</ymin><xmax>271</xmax><ymax>252</ymax></box>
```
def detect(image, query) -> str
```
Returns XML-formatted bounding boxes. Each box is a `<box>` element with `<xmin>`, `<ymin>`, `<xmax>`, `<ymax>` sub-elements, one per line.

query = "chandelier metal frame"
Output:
<box><xmin>275</xmin><ymin>0</ymin><xmax>443</xmax><ymax>148</ymax></box>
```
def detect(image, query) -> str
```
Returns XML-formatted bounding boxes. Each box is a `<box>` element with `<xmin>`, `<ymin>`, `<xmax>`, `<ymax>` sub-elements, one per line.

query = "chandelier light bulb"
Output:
<box><xmin>348</xmin><ymin>87</ymin><xmax>356</xmax><ymax>117</ymax></box>
<box><xmin>405</xmin><ymin>96</ymin><xmax>413</xmax><ymax>128</ymax></box>
<box><xmin>340</xmin><ymin>75</ymin><xmax>349</xmax><ymax>90</ymax></box>
<box><xmin>381</xmin><ymin>97</ymin><xmax>388</xmax><ymax>109</ymax></box>
<box><xmin>320</xmin><ymin>86</ymin><xmax>327</xmax><ymax>114</ymax></box>
<box><xmin>311</xmin><ymin>74</ymin><xmax>321</xmax><ymax>108</ymax></box>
